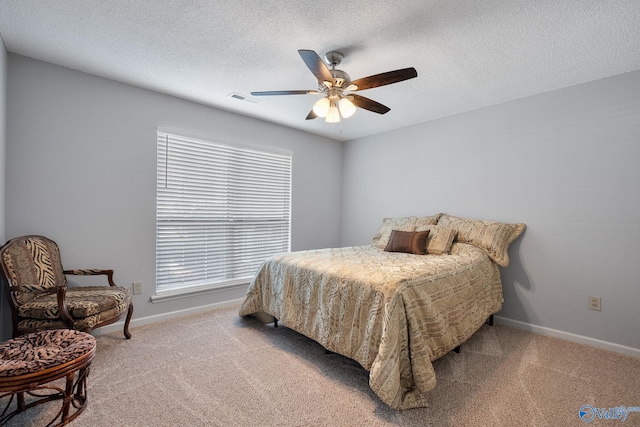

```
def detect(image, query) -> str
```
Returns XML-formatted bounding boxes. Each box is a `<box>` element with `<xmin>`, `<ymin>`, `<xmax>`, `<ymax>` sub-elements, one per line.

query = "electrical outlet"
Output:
<box><xmin>132</xmin><ymin>281</ymin><xmax>143</xmax><ymax>295</ymax></box>
<box><xmin>588</xmin><ymin>295</ymin><xmax>601</xmax><ymax>311</ymax></box>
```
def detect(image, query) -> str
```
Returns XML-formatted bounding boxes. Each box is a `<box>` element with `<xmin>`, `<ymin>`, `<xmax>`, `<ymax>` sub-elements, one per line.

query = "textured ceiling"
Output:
<box><xmin>1</xmin><ymin>1</ymin><xmax>640</xmax><ymax>141</ymax></box>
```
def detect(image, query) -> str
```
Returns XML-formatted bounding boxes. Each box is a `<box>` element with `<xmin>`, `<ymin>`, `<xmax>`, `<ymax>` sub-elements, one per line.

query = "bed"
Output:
<box><xmin>239</xmin><ymin>213</ymin><xmax>525</xmax><ymax>409</ymax></box>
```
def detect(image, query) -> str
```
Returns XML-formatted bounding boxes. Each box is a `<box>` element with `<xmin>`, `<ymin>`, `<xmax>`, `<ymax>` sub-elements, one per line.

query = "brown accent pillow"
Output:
<box><xmin>371</xmin><ymin>214</ymin><xmax>442</xmax><ymax>248</ymax></box>
<box><xmin>384</xmin><ymin>230</ymin><xmax>430</xmax><ymax>255</ymax></box>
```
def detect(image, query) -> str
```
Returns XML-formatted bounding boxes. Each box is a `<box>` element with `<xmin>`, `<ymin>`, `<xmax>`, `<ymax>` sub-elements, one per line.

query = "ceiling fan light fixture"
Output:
<box><xmin>338</xmin><ymin>97</ymin><xmax>356</xmax><ymax>118</ymax></box>
<box><xmin>325</xmin><ymin>101</ymin><xmax>340</xmax><ymax>123</ymax></box>
<box><xmin>312</xmin><ymin>97</ymin><xmax>330</xmax><ymax>117</ymax></box>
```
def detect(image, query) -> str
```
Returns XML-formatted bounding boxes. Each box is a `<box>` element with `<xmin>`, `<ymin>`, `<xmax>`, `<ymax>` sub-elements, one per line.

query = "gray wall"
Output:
<box><xmin>0</xmin><ymin>37</ymin><xmax>8</xmax><ymax>338</ymax></box>
<box><xmin>4</xmin><ymin>54</ymin><xmax>343</xmax><ymax>338</ymax></box>
<box><xmin>341</xmin><ymin>71</ymin><xmax>640</xmax><ymax>351</ymax></box>
<box><xmin>4</xmin><ymin>51</ymin><xmax>639</xmax><ymax>354</ymax></box>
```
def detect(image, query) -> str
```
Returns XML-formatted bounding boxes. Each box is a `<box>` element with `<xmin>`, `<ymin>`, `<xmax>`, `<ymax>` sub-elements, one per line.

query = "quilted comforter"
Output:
<box><xmin>238</xmin><ymin>242</ymin><xmax>503</xmax><ymax>409</ymax></box>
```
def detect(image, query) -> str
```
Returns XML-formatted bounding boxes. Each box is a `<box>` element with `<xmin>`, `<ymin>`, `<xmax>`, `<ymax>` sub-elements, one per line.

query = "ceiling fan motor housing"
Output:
<box><xmin>330</xmin><ymin>69</ymin><xmax>351</xmax><ymax>88</ymax></box>
<box><xmin>324</xmin><ymin>51</ymin><xmax>351</xmax><ymax>87</ymax></box>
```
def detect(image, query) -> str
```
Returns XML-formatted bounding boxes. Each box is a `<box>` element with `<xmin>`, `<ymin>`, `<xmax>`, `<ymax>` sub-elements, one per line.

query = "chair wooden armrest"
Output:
<box><xmin>55</xmin><ymin>285</ymin><xmax>75</xmax><ymax>328</ymax></box>
<box><xmin>64</xmin><ymin>269</ymin><xmax>116</xmax><ymax>287</ymax></box>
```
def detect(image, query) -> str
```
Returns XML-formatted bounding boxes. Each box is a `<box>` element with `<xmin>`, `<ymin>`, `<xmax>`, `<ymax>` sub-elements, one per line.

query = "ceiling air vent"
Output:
<box><xmin>228</xmin><ymin>92</ymin><xmax>260</xmax><ymax>104</ymax></box>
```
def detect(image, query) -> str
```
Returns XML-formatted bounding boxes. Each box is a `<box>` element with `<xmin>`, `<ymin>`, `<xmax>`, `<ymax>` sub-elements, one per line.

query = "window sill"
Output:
<box><xmin>151</xmin><ymin>279</ymin><xmax>250</xmax><ymax>303</ymax></box>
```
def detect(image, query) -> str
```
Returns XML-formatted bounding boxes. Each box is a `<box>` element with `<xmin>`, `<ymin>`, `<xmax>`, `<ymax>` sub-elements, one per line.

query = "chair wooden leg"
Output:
<box><xmin>17</xmin><ymin>392</ymin><xmax>25</xmax><ymax>412</ymax></box>
<box><xmin>123</xmin><ymin>304</ymin><xmax>134</xmax><ymax>339</ymax></box>
<box><xmin>61</xmin><ymin>371</ymin><xmax>74</xmax><ymax>423</ymax></box>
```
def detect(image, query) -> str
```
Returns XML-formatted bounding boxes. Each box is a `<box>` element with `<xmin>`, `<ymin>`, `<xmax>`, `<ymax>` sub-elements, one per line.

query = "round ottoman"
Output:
<box><xmin>0</xmin><ymin>329</ymin><xmax>96</xmax><ymax>426</ymax></box>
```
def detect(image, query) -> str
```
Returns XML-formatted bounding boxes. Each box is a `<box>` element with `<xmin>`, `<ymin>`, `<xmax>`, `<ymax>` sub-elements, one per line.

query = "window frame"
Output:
<box><xmin>153</xmin><ymin>130</ymin><xmax>292</xmax><ymax>302</ymax></box>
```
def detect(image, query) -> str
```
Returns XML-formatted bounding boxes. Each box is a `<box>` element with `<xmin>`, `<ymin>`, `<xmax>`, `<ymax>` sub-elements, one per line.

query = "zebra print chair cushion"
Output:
<box><xmin>17</xmin><ymin>296</ymin><xmax>129</xmax><ymax>331</ymax></box>
<box><xmin>17</xmin><ymin>286</ymin><xmax>130</xmax><ymax>319</ymax></box>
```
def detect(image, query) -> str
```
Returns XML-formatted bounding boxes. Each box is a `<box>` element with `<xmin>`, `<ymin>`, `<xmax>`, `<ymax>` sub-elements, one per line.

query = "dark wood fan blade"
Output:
<box><xmin>298</xmin><ymin>50</ymin><xmax>335</xmax><ymax>85</ymax></box>
<box><xmin>250</xmin><ymin>90</ymin><xmax>315</xmax><ymax>96</ymax></box>
<box><xmin>350</xmin><ymin>94</ymin><xmax>391</xmax><ymax>114</ymax></box>
<box><xmin>350</xmin><ymin>67</ymin><xmax>417</xmax><ymax>91</ymax></box>
<box><xmin>305</xmin><ymin>110</ymin><xmax>317</xmax><ymax>120</ymax></box>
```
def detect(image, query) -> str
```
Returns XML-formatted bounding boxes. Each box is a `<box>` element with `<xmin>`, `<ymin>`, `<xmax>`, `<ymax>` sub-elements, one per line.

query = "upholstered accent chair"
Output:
<box><xmin>0</xmin><ymin>235</ymin><xmax>133</xmax><ymax>339</ymax></box>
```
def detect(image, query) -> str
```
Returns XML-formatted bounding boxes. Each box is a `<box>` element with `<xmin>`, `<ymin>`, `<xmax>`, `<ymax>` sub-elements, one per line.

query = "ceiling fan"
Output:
<box><xmin>250</xmin><ymin>50</ymin><xmax>418</xmax><ymax>123</ymax></box>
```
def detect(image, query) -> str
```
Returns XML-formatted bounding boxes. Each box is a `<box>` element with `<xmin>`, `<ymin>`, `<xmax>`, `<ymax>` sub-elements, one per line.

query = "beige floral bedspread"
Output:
<box><xmin>238</xmin><ymin>243</ymin><xmax>503</xmax><ymax>409</ymax></box>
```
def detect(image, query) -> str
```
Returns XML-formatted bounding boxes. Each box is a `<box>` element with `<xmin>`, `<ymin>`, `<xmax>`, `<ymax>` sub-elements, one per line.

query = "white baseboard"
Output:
<box><xmin>91</xmin><ymin>298</ymin><xmax>245</xmax><ymax>336</ymax></box>
<box><xmin>494</xmin><ymin>316</ymin><xmax>640</xmax><ymax>359</ymax></box>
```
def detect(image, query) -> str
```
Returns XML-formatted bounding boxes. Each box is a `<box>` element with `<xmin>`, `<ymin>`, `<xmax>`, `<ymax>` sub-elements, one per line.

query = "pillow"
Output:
<box><xmin>384</xmin><ymin>230</ymin><xmax>430</xmax><ymax>255</ymax></box>
<box><xmin>436</xmin><ymin>214</ymin><xmax>525</xmax><ymax>266</ymax></box>
<box><xmin>415</xmin><ymin>225</ymin><xmax>458</xmax><ymax>255</ymax></box>
<box><xmin>371</xmin><ymin>214</ymin><xmax>442</xmax><ymax>248</ymax></box>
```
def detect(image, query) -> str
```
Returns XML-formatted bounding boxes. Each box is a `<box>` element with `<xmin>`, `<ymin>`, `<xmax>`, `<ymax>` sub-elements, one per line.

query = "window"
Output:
<box><xmin>155</xmin><ymin>131</ymin><xmax>291</xmax><ymax>298</ymax></box>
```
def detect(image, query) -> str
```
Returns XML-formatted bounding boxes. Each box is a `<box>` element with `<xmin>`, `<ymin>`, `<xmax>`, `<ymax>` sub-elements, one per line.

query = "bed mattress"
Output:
<box><xmin>239</xmin><ymin>242</ymin><xmax>503</xmax><ymax>409</ymax></box>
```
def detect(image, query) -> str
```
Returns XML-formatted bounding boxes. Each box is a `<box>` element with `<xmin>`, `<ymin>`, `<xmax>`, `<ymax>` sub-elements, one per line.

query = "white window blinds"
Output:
<box><xmin>156</xmin><ymin>131</ymin><xmax>291</xmax><ymax>294</ymax></box>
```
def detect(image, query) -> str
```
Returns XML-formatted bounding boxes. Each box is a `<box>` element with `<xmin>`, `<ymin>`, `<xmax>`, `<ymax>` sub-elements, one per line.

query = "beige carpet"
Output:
<box><xmin>4</xmin><ymin>305</ymin><xmax>640</xmax><ymax>427</ymax></box>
